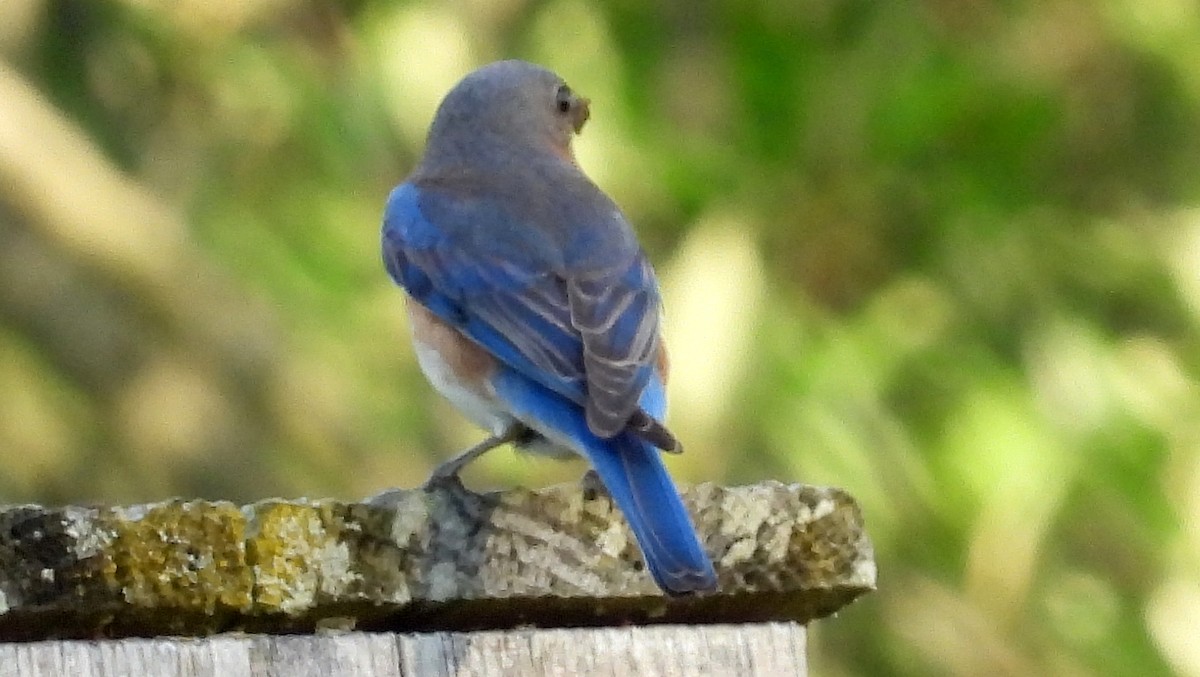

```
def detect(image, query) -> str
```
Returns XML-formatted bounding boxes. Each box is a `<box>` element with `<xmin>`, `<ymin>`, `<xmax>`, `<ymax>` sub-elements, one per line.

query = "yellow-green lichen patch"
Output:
<box><xmin>341</xmin><ymin>500</ymin><xmax>420</xmax><ymax>606</ymax></box>
<box><xmin>582</xmin><ymin>490</ymin><xmax>636</xmax><ymax>563</ymax></box>
<box><xmin>107</xmin><ymin>501</ymin><xmax>252</xmax><ymax>614</ymax></box>
<box><xmin>246</xmin><ymin>501</ymin><xmax>359</xmax><ymax>615</ymax></box>
<box><xmin>792</xmin><ymin>489</ymin><xmax>873</xmax><ymax>587</ymax></box>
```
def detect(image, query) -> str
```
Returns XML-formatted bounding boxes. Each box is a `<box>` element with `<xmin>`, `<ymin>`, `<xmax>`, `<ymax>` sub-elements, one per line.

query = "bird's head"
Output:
<box><xmin>424</xmin><ymin>60</ymin><xmax>591</xmax><ymax>166</ymax></box>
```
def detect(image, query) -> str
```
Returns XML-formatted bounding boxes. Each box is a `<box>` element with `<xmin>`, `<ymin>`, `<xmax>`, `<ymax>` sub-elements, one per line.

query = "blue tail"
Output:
<box><xmin>493</xmin><ymin>369</ymin><xmax>718</xmax><ymax>595</ymax></box>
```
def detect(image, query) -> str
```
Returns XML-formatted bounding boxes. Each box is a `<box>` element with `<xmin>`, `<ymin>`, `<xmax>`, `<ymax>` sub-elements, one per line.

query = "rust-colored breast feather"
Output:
<box><xmin>654</xmin><ymin>340</ymin><xmax>670</xmax><ymax>386</ymax></box>
<box><xmin>406</xmin><ymin>299</ymin><xmax>494</xmax><ymax>383</ymax></box>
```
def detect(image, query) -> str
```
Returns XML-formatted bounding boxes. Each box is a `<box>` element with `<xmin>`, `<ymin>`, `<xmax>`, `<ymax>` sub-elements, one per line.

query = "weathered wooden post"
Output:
<box><xmin>0</xmin><ymin>481</ymin><xmax>874</xmax><ymax>675</ymax></box>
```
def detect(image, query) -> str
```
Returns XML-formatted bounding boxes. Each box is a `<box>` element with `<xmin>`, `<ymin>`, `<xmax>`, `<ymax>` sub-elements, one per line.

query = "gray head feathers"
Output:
<box><xmin>422</xmin><ymin>60</ymin><xmax>591</xmax><ymax>169</ymax></box>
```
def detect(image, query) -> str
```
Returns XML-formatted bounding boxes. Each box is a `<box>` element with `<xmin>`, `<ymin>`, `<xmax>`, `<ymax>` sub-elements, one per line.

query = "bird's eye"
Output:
<box><xmin>555</xmin><ymin>85</ymin><xmax>573</xmax><ymax>114</ymax></box>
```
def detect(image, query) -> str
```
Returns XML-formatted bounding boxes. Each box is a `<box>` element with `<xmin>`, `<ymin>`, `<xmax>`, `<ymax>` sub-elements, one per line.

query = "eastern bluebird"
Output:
<box><xmin>381</xmin><ymin>60</ymin><xmax>717</xmax><ymax>595</ymax></box>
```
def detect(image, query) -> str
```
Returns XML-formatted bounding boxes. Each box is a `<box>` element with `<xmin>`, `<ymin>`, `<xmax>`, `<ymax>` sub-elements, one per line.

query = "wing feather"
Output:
<box><xmin>383</xmin><ymin>180</ymin><xmax>673</xmax><ymax>447</ymax></box>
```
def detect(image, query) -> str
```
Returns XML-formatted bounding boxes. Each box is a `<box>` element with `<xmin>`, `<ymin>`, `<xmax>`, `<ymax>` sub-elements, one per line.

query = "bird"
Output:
<box><xmin>380</xmin><ymin>60</ymin><xmax>717</xmax><ymax>595</ymax></box>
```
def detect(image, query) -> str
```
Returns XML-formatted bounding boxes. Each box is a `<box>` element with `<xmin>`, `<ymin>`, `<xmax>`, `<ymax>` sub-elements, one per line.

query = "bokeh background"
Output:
<box><xmin>2</xmin><ymin>0</ymin><xmax>1198</xmax><ymax>674</ymax></box>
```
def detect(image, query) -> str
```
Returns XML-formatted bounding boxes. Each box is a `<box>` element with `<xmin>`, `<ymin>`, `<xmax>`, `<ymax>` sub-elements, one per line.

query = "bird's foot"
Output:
<box><xmin>362</xmin><ymin>486</ymin><xmax>410</xmax><ymax>508</ymax></box>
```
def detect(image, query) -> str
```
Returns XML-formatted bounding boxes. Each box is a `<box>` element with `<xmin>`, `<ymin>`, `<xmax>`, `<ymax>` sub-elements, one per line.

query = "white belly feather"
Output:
<box><xmin>412</xmin><ymin>338</ymin><xmax>513</xmax><ymax>437</ymax></box>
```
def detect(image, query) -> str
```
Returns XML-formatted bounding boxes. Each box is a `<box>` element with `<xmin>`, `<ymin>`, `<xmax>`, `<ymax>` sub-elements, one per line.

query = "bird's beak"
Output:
<box><xmin>573</xmin><ymin>97</ymin><xmax>591</xmax><ymax>134</ymax></box>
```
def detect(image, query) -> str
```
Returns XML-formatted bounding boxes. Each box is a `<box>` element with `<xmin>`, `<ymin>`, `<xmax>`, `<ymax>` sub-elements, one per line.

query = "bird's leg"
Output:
<box><xmin>425</xmin><ymin>423</ymin><xmax>531</xmax><ymax>486</ymax></box>
<box><xmin>365</xmin><ymin>424</ymin><xmax>532</xmax><ymax>506</ymax></box>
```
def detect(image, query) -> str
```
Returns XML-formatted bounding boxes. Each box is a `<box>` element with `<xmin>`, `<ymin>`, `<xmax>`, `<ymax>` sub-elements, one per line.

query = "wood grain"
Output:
<box><xmin>0</xmin><ymin>624</ymin><xmax>806</xmax><ymax>677</ymax></box>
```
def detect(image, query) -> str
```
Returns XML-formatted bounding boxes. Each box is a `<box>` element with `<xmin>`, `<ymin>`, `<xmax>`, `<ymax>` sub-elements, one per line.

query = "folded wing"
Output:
<box><xmin>383</xmin><ymin>181</ymin><xmax>675</xmax><ymax>449</ymax></box>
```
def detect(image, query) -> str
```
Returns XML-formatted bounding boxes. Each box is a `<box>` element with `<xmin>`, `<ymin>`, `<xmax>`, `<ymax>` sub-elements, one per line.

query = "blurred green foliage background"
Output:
<box><xmin>1</xmin><ymin>0</ymin><xmax>1198</xmax><ymax>674</ymax></box>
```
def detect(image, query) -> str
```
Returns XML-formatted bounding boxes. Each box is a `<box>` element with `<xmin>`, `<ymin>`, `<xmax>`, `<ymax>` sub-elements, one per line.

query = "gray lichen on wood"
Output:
<box><xmin>0</xmin><ymin>481</ymin><xmax>875</xmax><ymax>640</ymax></box>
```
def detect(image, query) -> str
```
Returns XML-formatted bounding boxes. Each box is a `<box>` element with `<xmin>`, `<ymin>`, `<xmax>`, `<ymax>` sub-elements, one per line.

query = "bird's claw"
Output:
<box><xmin>579</xmin><ymin>468</ymin><xmax>610</xmax><ymax>500</ymax></box>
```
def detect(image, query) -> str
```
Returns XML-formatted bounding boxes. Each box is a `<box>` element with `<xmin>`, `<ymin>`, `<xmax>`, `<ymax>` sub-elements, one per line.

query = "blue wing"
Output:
<box><xmin>383</xmin><ymin>180</ymin><xmax>662</xmax><ymax>433</ymax></box>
